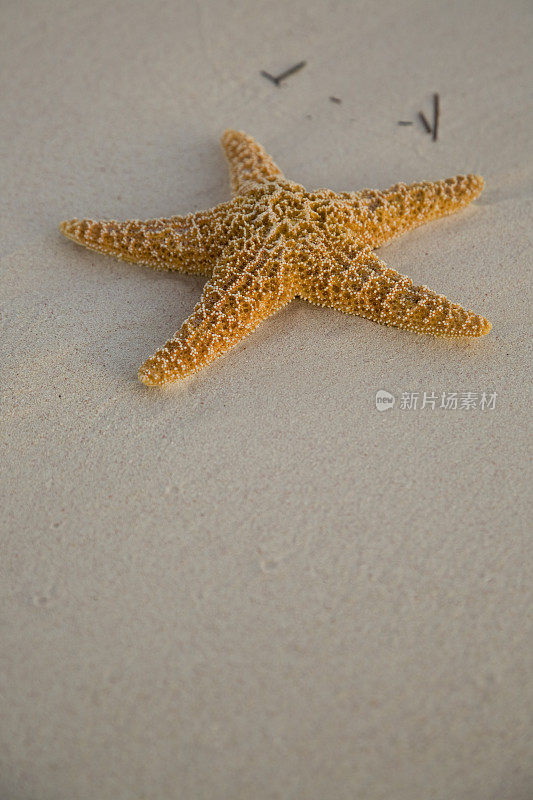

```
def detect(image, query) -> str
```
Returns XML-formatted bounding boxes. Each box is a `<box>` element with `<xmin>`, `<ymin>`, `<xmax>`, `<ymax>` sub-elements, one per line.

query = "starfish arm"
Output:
<box><xmin>298</xmin><ymin>240</ymin><xmax>491</xmax><ymax>337</ymax></box>
<box><xmin>337</xmin><ymin>174</ymin><xmax>484</xmax><ymax>248</ymax></box>
<box><xmin>221</xmin><ymin>129</ymin><xmax>286</xmax><ymax>196</ymax></box>
<box><xmin>59</xmin><ymin>201</ymin><xmax>241</xmax><ymax>276</ymax></box>
<box><xmin>138</xmin><ymin>240</ymin><xmax>295</xmax><ymax>385</ymax></box>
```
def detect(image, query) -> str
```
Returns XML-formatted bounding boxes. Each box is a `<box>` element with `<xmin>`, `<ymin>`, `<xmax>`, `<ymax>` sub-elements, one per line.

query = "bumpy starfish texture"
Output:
<box><xmin>60</xmin><ymin>130</ymin><xmax>491</xmax><ymax>386</ymax></box>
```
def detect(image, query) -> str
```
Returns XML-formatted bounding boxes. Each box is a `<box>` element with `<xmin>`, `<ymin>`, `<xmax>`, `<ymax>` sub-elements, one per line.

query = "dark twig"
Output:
<box><xmin>397</xmin><ymin>120</ymin><xmax>413</xmax><ymax>125</ymax></box>
<box><xmin>418</xmin><ymin>111</ymin><xmax>432</xmax><ymax>134</ymax></box>
<box><xmin>276</xmin><ymin>60</ymin><xmax>306</xmax><ymax>83</ymax></box>
<box><xmin>432</xmin><ymin>92</ymin><xmax>440</xmax><ymax>141</ymax></box>
<box><xmin>260</xmin><ymin>61</ymin><xmax>306</xmax><ymax>86</ymax></box>
<box><xmin>260</xmin><ymin>70</ymin><xmax>280</xmax><ymax>85</ymax></box>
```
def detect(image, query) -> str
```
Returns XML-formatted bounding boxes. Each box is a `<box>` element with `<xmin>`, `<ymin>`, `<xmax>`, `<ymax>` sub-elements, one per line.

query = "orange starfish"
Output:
<box><xmin>60</xmin><ymin>130</ymin><xmax>491</xmax><ymax>386</ymax></box>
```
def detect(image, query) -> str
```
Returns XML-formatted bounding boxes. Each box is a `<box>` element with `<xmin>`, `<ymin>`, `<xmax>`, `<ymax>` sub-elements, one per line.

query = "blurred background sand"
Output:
<box><xmin>1</xmin><ymin>1</ymin><xmax>532</xmax><ymax>798</ymax></box>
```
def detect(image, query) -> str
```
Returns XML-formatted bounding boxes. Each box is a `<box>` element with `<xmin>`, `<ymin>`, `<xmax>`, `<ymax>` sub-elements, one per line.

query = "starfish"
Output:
<box><xmin>60</xmin><ymin>130</ymin><xmax>491</xmax><ymax>386</ymax></box>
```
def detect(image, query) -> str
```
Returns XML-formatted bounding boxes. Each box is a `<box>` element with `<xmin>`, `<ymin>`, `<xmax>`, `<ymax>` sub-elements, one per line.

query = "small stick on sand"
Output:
<box><xmin>418</xmin><ymin>111</ymin><xmax>432</xmax><ymax>134</ymax></box>
<box><xmin>432</xmin><ymin>92</ymin><xmax>440</xmax><ymax>141</ymax></box>
<box><xmin>261</xmin><ymin>61</ymin><xmax>306</xmax><ymax>86</ymax></box>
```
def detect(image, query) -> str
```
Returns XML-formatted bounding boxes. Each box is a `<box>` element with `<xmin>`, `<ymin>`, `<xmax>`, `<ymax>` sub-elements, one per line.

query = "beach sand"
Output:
<box><xmin>1</xmin><ymin>1</ymin><xmax>532</xmax><ymax>798</ymax></box>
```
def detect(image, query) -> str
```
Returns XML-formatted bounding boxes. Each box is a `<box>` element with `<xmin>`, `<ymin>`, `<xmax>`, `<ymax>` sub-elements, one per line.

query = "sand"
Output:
<box><xmin>1</xmin><ymin>1</ymin><xmax>532</xmax><ymax>798</ymax></box>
